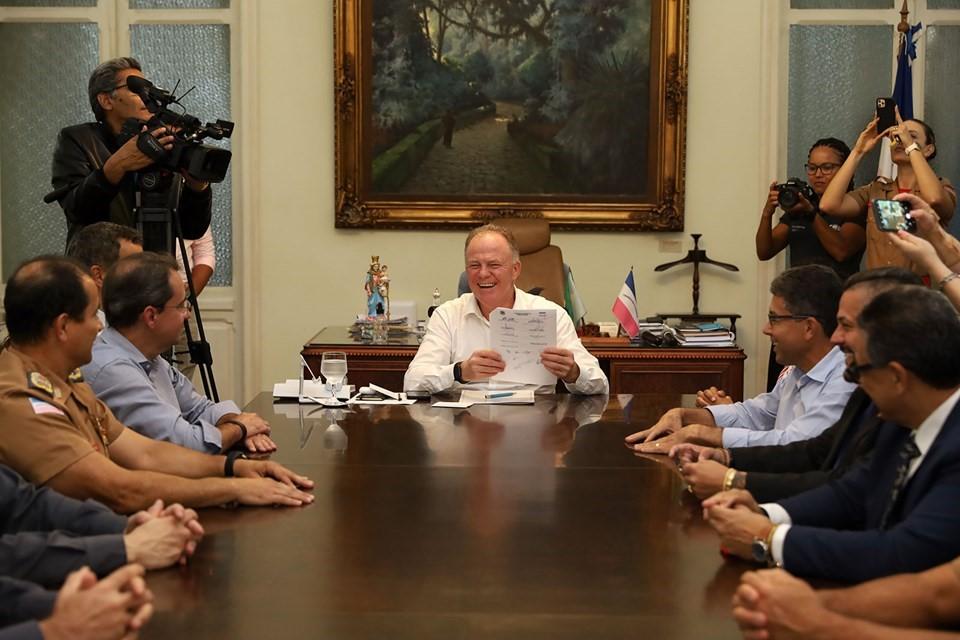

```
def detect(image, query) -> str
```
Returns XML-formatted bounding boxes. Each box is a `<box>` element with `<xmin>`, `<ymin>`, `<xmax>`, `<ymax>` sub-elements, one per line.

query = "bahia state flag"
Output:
<box><xmin>612</xmin><ymin>268</ymin><xmax>641</xmax><ymax>338</ymax></box>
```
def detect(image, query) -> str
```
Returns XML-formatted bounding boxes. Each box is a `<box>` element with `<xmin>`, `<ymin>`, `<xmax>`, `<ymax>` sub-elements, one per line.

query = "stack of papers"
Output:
<box><xmin>345</xmin><ymin>384</ymin><xmax>416</xmax><ymax>405</ymax></box>
<box><xmin>675</xmin><ymin>323</ymin><xmax>736</xmax><ymax>347</ymax></box>
<box><xmin>432</xmin><ymin>388</ymin><xmax>535</xmax><ymax>409</ymax></box>
<box><xmin>272</xmin><ymin>379</ymin><xmax>353</xmax><ymax>402</ymax></box>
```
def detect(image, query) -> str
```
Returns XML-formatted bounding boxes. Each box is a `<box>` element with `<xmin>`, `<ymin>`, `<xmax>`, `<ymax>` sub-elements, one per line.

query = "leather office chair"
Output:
<box><xmin>458</xmin><ymin>218</ymin><xmax>567</xmax><ymax>308</ymax></box>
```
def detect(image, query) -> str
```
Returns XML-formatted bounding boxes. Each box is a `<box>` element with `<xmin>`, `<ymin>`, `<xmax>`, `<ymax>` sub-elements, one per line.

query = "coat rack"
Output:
<box><xmin>654</xmin><ymin>234</ymin><xmax>741</xmax><ymax>333</ymax></box>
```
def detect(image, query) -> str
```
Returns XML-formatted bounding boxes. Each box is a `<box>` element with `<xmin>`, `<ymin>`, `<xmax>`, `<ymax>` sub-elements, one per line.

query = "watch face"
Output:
<box><xmin>751</xmin><ymin>539</ymin><xmax>768</xmax><ymax>564</ymax></box>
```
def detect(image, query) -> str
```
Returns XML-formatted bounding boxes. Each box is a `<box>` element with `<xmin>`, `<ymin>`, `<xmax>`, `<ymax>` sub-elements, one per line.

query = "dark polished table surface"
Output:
<box><xmin>143</xmin><ymin>393</ymin><xmax>749</xmax><ymax>639</ymax></box>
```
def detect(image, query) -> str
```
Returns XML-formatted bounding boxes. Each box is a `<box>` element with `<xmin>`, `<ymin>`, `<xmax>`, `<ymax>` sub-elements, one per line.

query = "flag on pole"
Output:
<box><xmin>612</xmin><ymin>268</ymin><xmax>640</xmax><ymax>338</ymax></box>
<box><xmin>877</xmin><ymin>21</ymin><xmax>922</xmax><ymax>180</ymax></box>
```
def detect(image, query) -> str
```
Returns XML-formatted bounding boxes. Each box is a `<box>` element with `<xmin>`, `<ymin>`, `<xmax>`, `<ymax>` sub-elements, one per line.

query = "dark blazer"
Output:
<box><xmin>0</xmin><ymin>465</ymin><xmax>127</xmax><ymax>588</ymax></box>
<box><xmin>732</xmin><ymin>388</ymin><xmax>879</xmax><ymax>502</ymax></box>
<box><xmin>52</xmin><ymin>122</ymin><xmax>212</xmax><ymax>245</ymax></box>
<box><xmin>777</xmin><ymin>395</ymin><xmax>960</xmax><ymax>583</ymax></box>
<box><xmin>0</xmin><ymin>576</ymin><xmax>55</xmax><ymax>630</ymax></box>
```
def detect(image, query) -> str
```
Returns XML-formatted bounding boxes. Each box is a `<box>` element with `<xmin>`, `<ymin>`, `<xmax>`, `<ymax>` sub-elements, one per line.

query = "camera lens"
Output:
<box><xmin>778</xmin><ymin>187</ymin><xmax>799</xmax><ymax>209</ymax></box>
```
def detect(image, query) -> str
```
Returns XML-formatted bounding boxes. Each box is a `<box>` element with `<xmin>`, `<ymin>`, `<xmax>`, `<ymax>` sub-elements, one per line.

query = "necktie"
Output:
<box><xmin>879</xmin><ymin>434</ymin><xmax>921</xmax><ymax>530</ymax></box>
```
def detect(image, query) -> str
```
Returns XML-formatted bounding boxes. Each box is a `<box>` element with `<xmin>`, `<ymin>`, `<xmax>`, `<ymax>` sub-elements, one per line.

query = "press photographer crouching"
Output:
<box><xmin>50</xmin><ymin>57</ymin><xmax>220</xmax><ymax>248</ymax></box>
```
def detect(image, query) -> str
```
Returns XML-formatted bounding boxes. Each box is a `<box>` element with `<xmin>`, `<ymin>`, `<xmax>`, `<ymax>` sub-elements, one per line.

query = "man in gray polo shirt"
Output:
<box><xmin>83</xmin><ymin>252</ymin><xmax>274</xmax><ymax>454</ymax></box>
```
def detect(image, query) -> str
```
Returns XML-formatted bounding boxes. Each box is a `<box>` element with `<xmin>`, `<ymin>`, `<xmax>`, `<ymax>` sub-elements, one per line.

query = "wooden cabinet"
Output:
<box><xmin>302</xmin><ymin>329</ymin><xmax>746</xmax><ymax>399</ymax></box>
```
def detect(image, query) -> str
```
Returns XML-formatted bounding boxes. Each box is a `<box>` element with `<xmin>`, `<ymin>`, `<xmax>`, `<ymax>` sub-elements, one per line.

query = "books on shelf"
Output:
<box><xmin>666</xmin><ymin>322</ymin><xmax>736</xmax><ymax>347</ymax></box>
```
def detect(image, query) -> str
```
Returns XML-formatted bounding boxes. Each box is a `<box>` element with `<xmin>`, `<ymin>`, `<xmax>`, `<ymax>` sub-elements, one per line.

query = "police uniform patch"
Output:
<box><xmin>29</xmin><ymin>397</ymin><xmax>64</xmax><ymax>416</ymax></box>
<box><xmin>28</xmin><ymin>372</ymin><xmax>54</xmax><ymax>397</ymax></box>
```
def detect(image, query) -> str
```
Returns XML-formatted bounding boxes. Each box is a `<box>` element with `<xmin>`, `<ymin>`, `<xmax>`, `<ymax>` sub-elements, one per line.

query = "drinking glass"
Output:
<box><xmin>320</xmin><ymin>351</ymin><xmax>348</xmax><ymax>395</ymax></box>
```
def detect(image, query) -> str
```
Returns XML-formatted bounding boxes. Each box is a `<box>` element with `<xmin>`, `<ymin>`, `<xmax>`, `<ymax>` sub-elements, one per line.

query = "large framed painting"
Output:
<box><xmin>334</xmin><ymin>0</ymin><xmax>688</xmax><ymax>231</ymax></box>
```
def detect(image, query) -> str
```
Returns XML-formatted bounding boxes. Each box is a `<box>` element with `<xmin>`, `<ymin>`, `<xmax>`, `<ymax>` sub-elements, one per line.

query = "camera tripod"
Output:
<box><xmin>136</xmin><ymin>173</ymin><xmax>220</xmax><ymax>402</ymax></box>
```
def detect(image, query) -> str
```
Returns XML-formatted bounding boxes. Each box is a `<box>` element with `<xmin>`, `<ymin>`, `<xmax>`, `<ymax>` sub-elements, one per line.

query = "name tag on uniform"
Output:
<box><xmin>29</xmin><ymin>398</ymin><xmax>64</xmax><ymax>416</ymax></box>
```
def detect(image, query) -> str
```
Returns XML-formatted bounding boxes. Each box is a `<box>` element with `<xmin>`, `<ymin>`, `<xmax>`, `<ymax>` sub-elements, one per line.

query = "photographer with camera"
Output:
<box><xmin>756</xmin><ymin>138</ymin><xmax>866</xmax><ymax>281</ymax></box>
<box><xmin>756</xmin><ymin>138</ymin><xmax>866</xmax><ymax>390</ymax></box>
<box><xmin>50</xmin><ymin>57</ymin><xmax>212</xmax><ymax>246</ymax></box>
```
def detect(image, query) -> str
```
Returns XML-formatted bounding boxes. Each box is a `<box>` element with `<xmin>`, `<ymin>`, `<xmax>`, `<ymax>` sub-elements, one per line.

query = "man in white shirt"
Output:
<box><xmin>703</xmin><ymin>286</ymin><xmax>960</xmax><ymax>583</ymax></box>
<box><xmin>627</xmin><ymin>264</ymin><xmax>855</xmax><ymax>451</ymax></box>
<box><xmin>404</xmin><ymin>224</ymin><xmax>607</xmax><ymax>395</ymax></box>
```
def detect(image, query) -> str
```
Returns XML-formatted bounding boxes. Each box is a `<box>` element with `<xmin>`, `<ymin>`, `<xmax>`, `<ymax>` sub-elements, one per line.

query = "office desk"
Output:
<box><xmin>303</xmin><ymin>327</ymin><xmax>747</xmax><ymax>400</ymax></box>
<box><xmin>143</xmin><ymin>393</ymin><xmax>747</xmax><ymax>639</ymax></box>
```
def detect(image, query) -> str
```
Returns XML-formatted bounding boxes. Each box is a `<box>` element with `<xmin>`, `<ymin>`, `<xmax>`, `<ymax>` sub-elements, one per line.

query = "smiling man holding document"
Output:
<box><xmin>404</xmin><ymin>224</ymin><xmax>608</xmax><ymax>395</ymax></box>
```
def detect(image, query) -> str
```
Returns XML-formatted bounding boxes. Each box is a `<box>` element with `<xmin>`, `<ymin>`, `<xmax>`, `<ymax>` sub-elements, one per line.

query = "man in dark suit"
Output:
<box><xmin>703</xmin><ymin>286</ymin><xmax>960</xmax><ymax>583</ymax></box>
<box><xmin>671</xmin><ymin>267</ymin><xmax>922</xmax><ymax>502</ymax></box>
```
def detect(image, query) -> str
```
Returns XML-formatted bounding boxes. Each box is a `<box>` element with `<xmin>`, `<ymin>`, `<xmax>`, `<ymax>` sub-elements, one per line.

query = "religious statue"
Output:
<box><xmin>378</xmin><ymin>264</ymin><xmax>391</xmax><ymax>318</ymax></box>
<box><xmin>364</xmin><ymin>256</ymin><xmax>385</xmax><ymax>316</ymax></box>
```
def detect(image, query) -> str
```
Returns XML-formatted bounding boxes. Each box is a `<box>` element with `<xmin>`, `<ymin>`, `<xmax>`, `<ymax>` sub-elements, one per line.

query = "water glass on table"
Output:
<box><xmin>320</xmin><ymin>351</ymin><xmax>348</xmax><ymax>396</ymax></box>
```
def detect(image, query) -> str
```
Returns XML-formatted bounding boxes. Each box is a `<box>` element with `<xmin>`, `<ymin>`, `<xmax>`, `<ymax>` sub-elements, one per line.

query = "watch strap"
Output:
<box><xmin>223</xmin><ymin>450</ymin><xmax>247</xmax><ymax>477</ymax></box>
<box><xmin>453</xmin><ymin>361</ymin><xmax>465</xmax><ymax>384</ymax></box>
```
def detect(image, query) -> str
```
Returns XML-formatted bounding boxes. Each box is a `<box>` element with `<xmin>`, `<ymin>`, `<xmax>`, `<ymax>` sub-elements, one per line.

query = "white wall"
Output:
<box><xmin>247</xmin><ymin>0</ymin><xmax>773</xmax><ymax>400</ymax></box>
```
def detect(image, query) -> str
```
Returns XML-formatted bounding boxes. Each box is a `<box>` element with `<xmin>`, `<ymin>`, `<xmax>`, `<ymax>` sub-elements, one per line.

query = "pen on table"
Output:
<box><xmin>487</xmin><ymin>392</ymin><xmax>515</xmax><ymax>399</ymax></box>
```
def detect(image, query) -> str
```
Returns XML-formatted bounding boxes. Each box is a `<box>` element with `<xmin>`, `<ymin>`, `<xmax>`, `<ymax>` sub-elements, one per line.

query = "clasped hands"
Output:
<box><xmin>461</xmin><ymin>347</ymin><xmax>580</xmax><ymax>383</ymax></box>
<box><xmin>623</xmin><ymin>408</ymin><xmax>722</xmax><ymax>454</ymax></box>
<box><xmin>124</xmin><ymin>499</ymin><xmax>204</xmax><ymax>568</ymax></box>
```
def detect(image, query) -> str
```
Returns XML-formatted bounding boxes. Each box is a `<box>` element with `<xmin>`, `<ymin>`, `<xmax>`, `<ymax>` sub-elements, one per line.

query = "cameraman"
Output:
<box><xmin>756</xmin><ymin>138</ymin><xmax>865</xmax><ymax>281</ymax></box>
<box><xmin>51</xmin><ymin>57</ymin><xmax>212</xmax><ymax>246</ymax></box>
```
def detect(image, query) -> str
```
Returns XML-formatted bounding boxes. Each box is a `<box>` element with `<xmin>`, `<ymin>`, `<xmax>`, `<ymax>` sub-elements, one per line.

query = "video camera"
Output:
<box><xmin>776</xmin><ymin>178</ymin><xmax>818</xmax><ymax>210</ymax></box>
<box><xmin>120</xmin><ymin>75</ymin><xmax>234</xmax><ymax>183</ymax></box>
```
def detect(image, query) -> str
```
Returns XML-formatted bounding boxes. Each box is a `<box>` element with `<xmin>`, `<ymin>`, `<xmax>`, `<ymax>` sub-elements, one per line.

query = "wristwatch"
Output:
<box><xmin>453</xmin><ymin>361</ymin><xmax>466</xmax><ymax>384</ymax></box>
<box><xmin>904</xmin><ymin>141</ymin><xmax>921</xmax><ymax>156</ymax></box>
<box><xmin>751</xmin><ymin>524</ymin><xmax>780</xmax><ymax>567</ymax></box>
<box><xmin>751</xmin><ymin>537</ymin><xmax>772</xmax><ymax>566</ymax></box>
<box><xmin>223</xmin><ymin>450</ymin><xmax>248</xmax><ymax>477</ymax></box>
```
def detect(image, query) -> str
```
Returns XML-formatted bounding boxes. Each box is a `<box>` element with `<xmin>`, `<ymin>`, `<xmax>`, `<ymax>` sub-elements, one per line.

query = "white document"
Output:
<box><xmin>431</xmin><ymin>400</ymin><xmax>475</xmax><ymax>409</ymax></box>
<box><xmin>460</xmin><ymin>388</ymin><xmax>535</xmax><ymax>405</ymax></box>
<box><xmin>489</xmin><ymin>307</ymin><xmax>557</xmax><ymax>386</ymax></box>
<box><xmin>345</xmin><ymin>392</ymin><xmax>416</xmax><ymax>406</ymax></box>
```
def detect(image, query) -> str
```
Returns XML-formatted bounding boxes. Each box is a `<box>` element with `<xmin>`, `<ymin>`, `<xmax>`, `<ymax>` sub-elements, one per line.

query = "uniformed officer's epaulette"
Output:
<box><xmin>68</xmin><ymin>368</ymin><xmax>84</xmax><ymax>383</ymax></box>
<box><xmin>27</xmin><ymin>371</ymin><xmax>58</xmax><ymax>398</ymax></box>
<box><xmin>873</xmin><ymin>176</ymin><xmax>895</xmax><ymax>185</ymax></box>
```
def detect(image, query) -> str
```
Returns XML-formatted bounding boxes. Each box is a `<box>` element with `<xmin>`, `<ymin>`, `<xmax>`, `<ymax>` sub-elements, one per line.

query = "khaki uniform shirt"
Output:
<box><xmin>849</xmin><ymin>176</ymin><xmax>957</xmax><ymax>269</ymax></box>
<box><xmin>0</xmin><ymin>348</ymin><xmax>125</xmax><ymax>486</ymax></box>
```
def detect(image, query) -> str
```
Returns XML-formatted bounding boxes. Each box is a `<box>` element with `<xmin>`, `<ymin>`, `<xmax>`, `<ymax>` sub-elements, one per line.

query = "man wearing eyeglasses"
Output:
<box><xmin>703</xmin><ymin>286</ymin><xmax>960</xmax><ymax>583</ymax></box>
<box><xmin>81</xmin><ymin>252</ymin><xmax>275</xmax><ymax>455</ymax></box>
<box><xmin>50</xmin><ymin>57</ymin><xmax>211</xmax><ymax>247</ymax></box>
<box><xmin>669</xmin><ymin>267</ymin><xmax>923</xmax><ymax>502</ymax></box>
<box><xmin>627</xmin><ymin>264</ymin><xmax>856</xmax><ymax>452</ymax></box>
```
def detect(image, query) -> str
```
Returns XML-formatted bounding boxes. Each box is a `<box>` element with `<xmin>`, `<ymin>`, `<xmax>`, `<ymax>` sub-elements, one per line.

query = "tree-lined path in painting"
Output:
<box><xmin>398</xmin><ymin>101</ymin><xmax>565</xmax><ymax>195</ymax></box>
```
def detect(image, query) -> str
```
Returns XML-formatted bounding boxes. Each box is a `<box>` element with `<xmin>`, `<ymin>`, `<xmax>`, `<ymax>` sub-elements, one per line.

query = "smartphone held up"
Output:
<box><xmin>876</xmin><ymin>97</ymin><xmax>898</xmax><ymax>133</ymax></box>
<box><xmin>873</xmin><ymin>199</ymin><xmax>916</xmax><ymax>233</ymax></box>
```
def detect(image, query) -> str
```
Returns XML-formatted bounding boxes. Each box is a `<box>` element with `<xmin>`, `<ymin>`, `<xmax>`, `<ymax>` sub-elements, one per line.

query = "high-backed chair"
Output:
<box><xmin>458</xmin><ymin>218</ymin><xmax>567</xmax><ymax>308</ymax></box>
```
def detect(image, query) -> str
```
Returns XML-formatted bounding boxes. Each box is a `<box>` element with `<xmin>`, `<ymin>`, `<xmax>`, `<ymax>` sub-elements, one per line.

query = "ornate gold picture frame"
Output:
<box><xmin>334</xmin><ymin>0</ymin><xmax>688</xmax><ymax>231</ymax></box>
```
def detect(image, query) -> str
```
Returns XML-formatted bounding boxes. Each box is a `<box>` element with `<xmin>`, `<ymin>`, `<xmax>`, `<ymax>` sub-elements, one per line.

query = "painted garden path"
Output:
<box><xmin>398</xmin><ymin>101</ymin><xmax>563</xmax><ymax>195</ymax></box>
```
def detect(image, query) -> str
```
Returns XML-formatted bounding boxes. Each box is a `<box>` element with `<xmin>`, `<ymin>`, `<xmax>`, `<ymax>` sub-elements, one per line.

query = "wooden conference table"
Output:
<box><xmin>143</xmin><ymin>393</ymin><xmax>748</xmax><ymax>639</ymax></box>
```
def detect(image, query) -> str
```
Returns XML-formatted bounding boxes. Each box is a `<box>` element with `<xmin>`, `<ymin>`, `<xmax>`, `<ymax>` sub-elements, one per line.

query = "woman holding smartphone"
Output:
<box><xmin>756</xmin><ymin>137</ymin><xmax>866</xmax><ymax>281</ymax></box>
<box><xmin>819</xmin><ymin>114</ymin><xmax>956</xmax><ymax>269</ymax></box>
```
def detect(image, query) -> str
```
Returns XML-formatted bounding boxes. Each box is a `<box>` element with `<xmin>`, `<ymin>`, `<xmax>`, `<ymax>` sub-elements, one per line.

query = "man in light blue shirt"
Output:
<box><xmin>83</xmin><ymin>252</ymin><xmax>275</xmax><ymax>454</ymax></box>
<box><xmin>627</xmin><ymin>265</ymin><xmax>855</xmax><ymax>452</ymax></box>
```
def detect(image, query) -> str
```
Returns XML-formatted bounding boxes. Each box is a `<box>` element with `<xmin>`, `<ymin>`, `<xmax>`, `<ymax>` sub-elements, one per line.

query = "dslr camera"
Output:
<box><xmin>120</xmin><ymin>75</ymin><xmax>234</xmax><ymax>184</ymax></box>
<box><xmin>776</xmin><ymin>178</ymin><xmax>818</xmax><ymax>210</ymax></box>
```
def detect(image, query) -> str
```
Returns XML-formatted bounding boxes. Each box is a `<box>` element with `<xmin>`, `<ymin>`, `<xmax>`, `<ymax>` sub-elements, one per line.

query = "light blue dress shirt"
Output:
<box><xmin>707</xmin><ymin>346</ymin><xmax>856</xmax><ymax>447</ymax></box>
<box><xmin>83</xmin><ymin>327</ymin><xmax>241</xmax><ymax>453</ymax></box>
